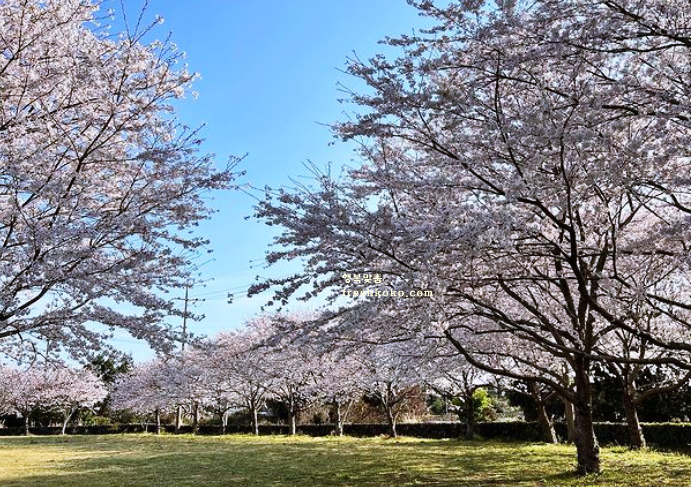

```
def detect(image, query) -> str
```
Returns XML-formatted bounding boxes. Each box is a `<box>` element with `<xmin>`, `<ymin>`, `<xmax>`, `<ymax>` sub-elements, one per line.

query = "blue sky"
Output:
<box><xmin>112</xmin><ymin>1</ymin><xmax>429</xmax><ymax>359</ymax></box>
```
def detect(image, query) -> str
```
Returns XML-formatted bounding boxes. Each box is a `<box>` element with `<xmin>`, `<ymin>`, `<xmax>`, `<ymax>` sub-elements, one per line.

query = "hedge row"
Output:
<box><xmin>0</xmin><ymin>423</ymin><xmax>145</xmax><ymax>436</ymax></box>
<box><xmin>2</xmin><ymin>422</ymin><xmax>691</xmax><ymax>449</ymax></box>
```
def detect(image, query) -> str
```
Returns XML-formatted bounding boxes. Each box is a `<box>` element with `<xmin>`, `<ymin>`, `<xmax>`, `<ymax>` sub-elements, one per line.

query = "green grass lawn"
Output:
<box><xmin>1</xmin><ymin>434</ymin><xmax>691</xmax><ymax>486</ymax></box>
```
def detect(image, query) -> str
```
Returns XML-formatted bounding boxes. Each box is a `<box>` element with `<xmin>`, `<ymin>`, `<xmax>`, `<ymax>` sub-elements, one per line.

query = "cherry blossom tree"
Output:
<box><xmin>597</xmin><ymin>327</ymin><xmax>691</xmax><ymax>449</ymax></box>
<box><xmin>253</xmin><ymin>0</ymin><xmax>691</xmax><ymax>475</ymax></box>
<box><xmin>265</xmin><ymin>344</ymin><xmax>320</xmax><ymax>435</ymax></box>
<box><xmin>0</xmin><ymin>0</ymin><xmax>237</xmax><ymax>361</ymax></box>
<box><xmin>355</xmin><ymin>342</ymin><xmax>424</xmax><ymax>438</ymax></box>
<box><xmin>206</xmin><ymin>325</ymin><xmax>276</xmax><ymax>435</ymax></box>
<box><xmin>0</xmin><ymin>365</ymin><xmax>105</xmax><ymax>434</ymax></box>
<box><xmin>311</xmin><ymin>349</ymin><xmax>364</xmax><ymax>436</ymax></box>
<box><xmin>0</xmin><ymin>367</ymin><xmax>50</xmax><ymax>434</ymax></box>
<box><xmin>240</xmin><ymin>313</ymin><xmax>324</xmax><ymax>435</ymax></box>
<box><xmin>163</xmin><ymin>350</ymin><xmax>210</xmax><ymax>434</ymax></box>
<box><xmin>111</xmin><ymin>359</ymin><xmax>174</xmax><ymax>433</ymax></box>
<box><xmin>49</xmin><ymin>367</ymin><xmax>107</xmax><ymax>435</ymax></box>
<box><xmin>424</xmin><ymin>345</ymin><xmax>496</xmax><ymax>440</ymax></box>
<box><xmin>191</xmin><ymin>344</ymin><xmax>237</xmax><ymax>434</ymax></box>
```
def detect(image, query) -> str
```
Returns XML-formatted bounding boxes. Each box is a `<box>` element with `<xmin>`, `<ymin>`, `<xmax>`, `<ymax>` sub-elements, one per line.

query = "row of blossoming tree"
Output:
<box><xmin>1</xmin><ymin>312</ymin><xmax>685</xmax><ymax>447</ymax></box>
<box><xmin>3</xmin><ymin>0</ymin><xmax>691</xmax><ymax>478</ymax></box>
<box><xmin>249</xmin><ymin>0</ymin><xmax>691</xmax><ymax>475</ymax></box>
<box><xmin>108</xmin><ymin>311</ymin><xmax>691</xmax><ymax>446</ymax></box>
<box><xmin>110</xmin><ymin>315</ymin><xmax>451</xmax><ymax>438</ymax></box>
<box><xmin>0</xmin><ymin>365</ymin><xmax>106</xmax><ymax>434</ymax></box>
<box><xmin>0</xmin><ymin>318</ymin><xmax>490</xmax><ymax>440</ymax></box>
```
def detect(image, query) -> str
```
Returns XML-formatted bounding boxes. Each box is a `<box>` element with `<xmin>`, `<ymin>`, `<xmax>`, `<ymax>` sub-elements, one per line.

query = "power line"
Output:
<box><xmin>185</xmin><ymin>273</ymin><xmax>296</xmax><ymax>299</ymax></box>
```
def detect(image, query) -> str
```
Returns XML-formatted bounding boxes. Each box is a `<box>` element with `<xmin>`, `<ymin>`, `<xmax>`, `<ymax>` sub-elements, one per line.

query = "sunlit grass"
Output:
<box><xmin>0</xmin><ymin>433</ymin><xmax>690</xmax><ymax>486</ymax></box>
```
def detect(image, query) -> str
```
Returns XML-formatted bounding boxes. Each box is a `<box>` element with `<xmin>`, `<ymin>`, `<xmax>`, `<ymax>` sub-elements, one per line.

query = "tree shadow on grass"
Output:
<box><xmin>1</xmin><ymin>436</ymin><xmax>690</xmax><ymax>487</ymax></box>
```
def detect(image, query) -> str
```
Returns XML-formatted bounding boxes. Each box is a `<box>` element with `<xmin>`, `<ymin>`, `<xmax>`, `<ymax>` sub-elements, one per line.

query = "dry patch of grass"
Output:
<box><xmin>0</xmin><ymin>434</ymin><xmax>690</xmax><ymax>486</ymax></box>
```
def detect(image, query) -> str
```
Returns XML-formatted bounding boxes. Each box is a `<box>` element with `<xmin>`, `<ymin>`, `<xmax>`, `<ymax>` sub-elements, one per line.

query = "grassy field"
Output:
<box><xmin>1</xmin><ymin>434</ymin><xmax>691</xmax><ymax>486</ymax></box>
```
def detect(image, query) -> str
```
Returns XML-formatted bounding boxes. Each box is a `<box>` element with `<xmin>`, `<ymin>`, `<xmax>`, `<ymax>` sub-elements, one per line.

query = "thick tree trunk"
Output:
<box><xmin>192</xmin><ymin>402</ymin><xmax>200</xmax><ymax>434</ymax></box>
<box><xmin>385</xmin><ymin>406</ymin><xmax>397</xmax><ymax>438</ymax></box>
<box><xmin>251</xmin><ymin>405</ymin><xmax>259</xmax><ymax>436</ymax></box>
<box><xmin>220</xmin><ymin>410</ymin><xmax>228</xmax><ymax>435</ymax></box>
<box><xmin>536</xmin><ymin>402</ymin><xmax>557</xmax><ymax>444</ymax></box>
<box><xmin>465</xmin><ymin>392</ymin><xmax>475</xmax><ymax>440</ymax></box>
<box><xmin>563</xmin><ymin>397</ymin><xmax>576</xmax><ymax>443</ymax></box>
<box><xmin>175</xmin><ymin>405</ymin><xmax>182</xmax><ymax>432</ymax></box>
<box><xmin>622</xmin><ymin>390</ymin><xmax>645</xmax><ymax>449</ymax></box>
<box><xmin>334</xmin><ymin>400</ymin><xmax>344</xmax><ymax>436</ymax></box>
<box><xmin>529</xmin><ymin>382</ymin><xmax>557</xmax><ymax>444</ymax></box>
<box><xmin>154</xmin><ymin>408</ymin><xmax>161</xmax><ymax>435</ymax></box>
<box><xmin>288</xmin><ymin>392</ymin><xmax>298</xmax><ymax>435</ymax></box>
<box><xmin>61</xmin><ymin>408</ymin><xmax>76</xmax><ymax>436</ymax></box>
<box><xmin>289</xmin><ymin>411</ymin><xmax>297</xmax><ymax>435</ymax></box>
<box><xmin>573</xmin><ymin>367</ymin><xmax>600</xmax><ymax>475</ymax></box>
<box><xmin>573</xmin><ymin>403</ymin><xmax>600</xmax><ymax>475</ymax></box>
<box><xmin>24</xmin><ymin>414</ymin><xmax>30</xmax><ymax>436</ymax></box>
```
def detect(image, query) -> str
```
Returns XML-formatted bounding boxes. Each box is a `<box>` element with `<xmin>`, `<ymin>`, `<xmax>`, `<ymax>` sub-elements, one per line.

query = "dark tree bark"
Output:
<box><xmin>528</xmin><ymin>381</ymin><xmax>557</xmax><ymax>444</ymax></box>
<box><xmin>573</xmin><ymin>365</ymin><xmax>600</xmax><ymax>475</ymax></box>
<box><xmin>622</xmin><ymin>388</ymin><xmax>645</xmax><ymax>449</ymax></box>
<box><xmin>250</xmin><ymin>404</ymin><xmax>259</xmax><ymax>436</ymax></box>
<box><xmin>536</xmin><ymin>402</ymin><xmax>557</xmax><ymax>444</ymax></box>
<box><xmin>564</xmin><ymin>397</ymin><xmax>576</xmax><ymax>443</ymax></box>
<box><xmin>464</xmin><ymin>392</ymin><xmax>475</xmax><ymax>440</ymax></box>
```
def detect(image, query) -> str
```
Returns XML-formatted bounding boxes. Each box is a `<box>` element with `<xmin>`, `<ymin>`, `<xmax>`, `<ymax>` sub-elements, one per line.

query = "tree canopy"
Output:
<box><xmin>254</xmin><ymin>0</ymin><xmax>691</xmax><ymax>474</ymax></box>
<box><xmin>0</xmin><ymin>0</ymin><xmax>237</xmax><ymax>360</ymax></box>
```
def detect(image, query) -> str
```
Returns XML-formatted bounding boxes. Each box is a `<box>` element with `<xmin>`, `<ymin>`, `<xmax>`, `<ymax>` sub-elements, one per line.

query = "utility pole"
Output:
<box><xmin>175</xmin><ymin>280</ymin><xmax>206</xmax><ymax>431</ymax></box>
<box><xmin>172</xmin><ymin>256</ymin><xmax>214</xmax><ymax>432</ymax></box>
<box><xmin>178</xmin><ymin>281</ymin><xmax>207</xmax><ymax>351</ymax></box>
